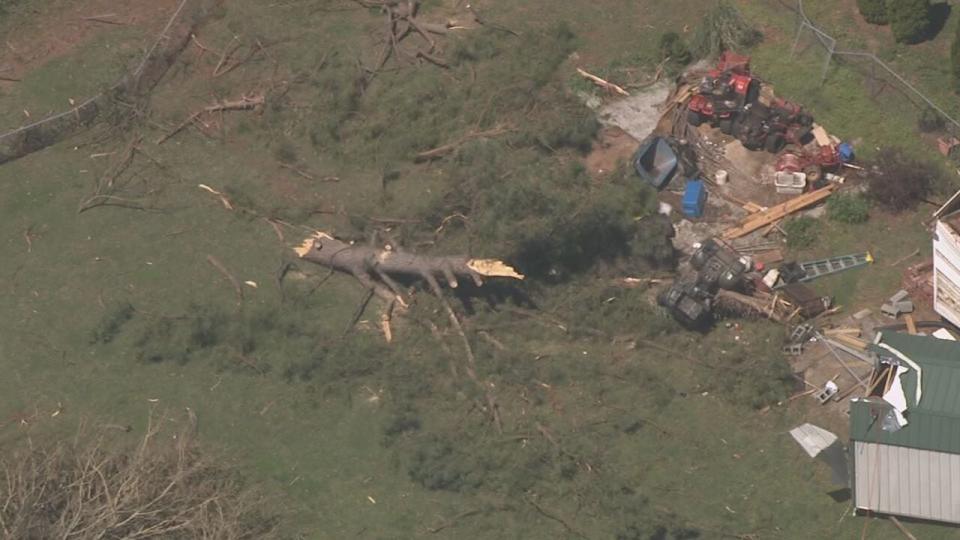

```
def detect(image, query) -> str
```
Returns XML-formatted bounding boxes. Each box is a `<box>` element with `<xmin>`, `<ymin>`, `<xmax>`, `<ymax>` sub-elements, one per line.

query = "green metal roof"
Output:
<box><xmin>850</xmin><ymin>332</ymin><xmax>960</xmax><ymax>454</ymax></box>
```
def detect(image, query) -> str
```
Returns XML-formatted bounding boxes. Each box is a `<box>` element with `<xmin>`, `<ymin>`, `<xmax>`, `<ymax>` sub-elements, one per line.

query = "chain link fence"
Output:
<box><xmin>785</xmin><ymin>0</ymin><xmax>960</xmax><ymax>143</ymax></box>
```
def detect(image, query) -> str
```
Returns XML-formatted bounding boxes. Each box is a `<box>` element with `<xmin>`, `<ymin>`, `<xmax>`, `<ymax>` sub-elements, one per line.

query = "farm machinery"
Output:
<box><xmin>658</xmin><ymin>237</ymin><xmax>752</xmax><ymax>327</ymax></box>
<box><xmin>776</xmin><ymin>144</ymin><xmax>841</xmax><ymax>182</ymax></box>
<box><xmin>686</xmin><ymin>52</ymin><xmax>814</xmax><ymax>154</ymax></box>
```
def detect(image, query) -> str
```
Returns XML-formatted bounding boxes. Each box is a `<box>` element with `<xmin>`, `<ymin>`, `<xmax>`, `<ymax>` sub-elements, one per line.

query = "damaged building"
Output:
<box><xmin>933</xmin><ymin>192</ymin><xmax>960</xmax><ymax>327</ymax></box>
<box><xmin>850</xmin><ymin>332</ymin><xmax>960</xmax><ymax>524</ymax></box>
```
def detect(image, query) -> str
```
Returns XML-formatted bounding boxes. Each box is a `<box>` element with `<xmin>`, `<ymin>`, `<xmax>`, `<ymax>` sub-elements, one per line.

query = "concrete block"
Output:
<box><xmin>889</xmin><ymin>290</ymin><xmax>910</xmax><ymax>303</ymax></box>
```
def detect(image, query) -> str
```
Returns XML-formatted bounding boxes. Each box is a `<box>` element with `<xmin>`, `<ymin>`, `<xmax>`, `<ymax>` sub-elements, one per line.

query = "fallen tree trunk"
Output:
<box><xmin>294</xmin><ymin>231</ymin><xmax>523</xmax><ymax>303</ymax></box>
<box><xmin>0</xmin><ymin>0</ymin><xmax>222</xmax><ymax>165</ymax></box>
<box><xmin>295</xmin><ymin>231</ymin><xmax>519</xmax><ymax>433</ymax></box>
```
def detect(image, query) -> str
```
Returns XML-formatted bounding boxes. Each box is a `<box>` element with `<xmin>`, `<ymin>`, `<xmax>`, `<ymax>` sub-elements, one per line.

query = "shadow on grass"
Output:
<box><xmin>921</xmin><ymin>2</ymin><xmax>952</xmax><ymax>42</ymax></box>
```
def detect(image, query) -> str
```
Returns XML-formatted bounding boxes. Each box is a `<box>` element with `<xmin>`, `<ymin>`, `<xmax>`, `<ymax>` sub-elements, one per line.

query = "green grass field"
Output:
<box><xmin>1</xmin><ymin>0</ymin><xmax>958</xmax><ymax>538</ymax></box>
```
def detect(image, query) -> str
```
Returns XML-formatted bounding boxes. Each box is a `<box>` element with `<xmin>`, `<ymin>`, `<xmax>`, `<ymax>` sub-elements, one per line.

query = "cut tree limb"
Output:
<box><xmin>576</xmin><ymin>67</ymin><xmax>629</xmax><ymax>96</ymax></box>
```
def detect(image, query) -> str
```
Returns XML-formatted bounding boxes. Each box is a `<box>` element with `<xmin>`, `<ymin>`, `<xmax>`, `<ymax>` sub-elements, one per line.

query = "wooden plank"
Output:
<box><xmin>742</xmin><ymin>201</ymin><xmax>765</xmax><ymax>213</ymax></box>
<box><xmin>825</xmin><ymin>327</ymin><xmax>861</xmax><ymax>337</ymax></box>
<box><xmin>904</xmin><ymin>313</ymin><xmax>918</xmax><ymax>335</ymax></box>
<box><xmin>722</xmin><ymin>184</ymin><xmax>837</xmax><ymax>240</ymax></box>
<box><xmin>812</xmin><ymin>124</ymin><xmax>831</xmax><ymax>146</ymax></box>
<box><xmin>672</xmin><ymin>84</ymin><xmax>693</xmax><ymax>104</ymax></box>
<box><xmin>760</xmin><ymin>220</ymin><xmax>781</xmax><ymax>237</ymax></box>
<box><xmin>753</xmin><ymin>249</ymin><xmax>783</xmax><ymax>265</ymax></box>
<box><xmin>834</xmin><ymin>333</ymin><xmax>869</xmax><ymax>351</ymax></box>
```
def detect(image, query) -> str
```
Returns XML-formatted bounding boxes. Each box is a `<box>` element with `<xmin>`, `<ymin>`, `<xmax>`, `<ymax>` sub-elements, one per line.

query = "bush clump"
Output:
<box><xmin>691</xmin><ymin>1</ymin><xmax>762</xmax><ymax>58</ymax></box>
<box><xmin>918</xmin><ymin>107</ymin><xmax>945</xmax><ymax>132</ymax></box>
<box><xmin>867</xmin><ymin>147</ymin><xmax>935</xmax><ymax>212</ymax></box>
<box><xmin>888</xmin><ymin>0</ymin><xmax>930</xmax><ymax>44</ymax></box>
<box><xmin>658</xmin><ymin>32</ymin><xmax>692</xmax><ymax>66</ymax></box>
<box><xmin>857</xmin><ymin>0</ymin><xmax>889</xmax><ymax>24</ymax></box>
<box><xmin>827</xmin><ymin>193</ymin><xmax>869</xmax><ymax>223</ymax></box>
<box><xmin>783</xmin><ymin>216</ymin><xmax>819</xmax><ymax>249</ymax></box>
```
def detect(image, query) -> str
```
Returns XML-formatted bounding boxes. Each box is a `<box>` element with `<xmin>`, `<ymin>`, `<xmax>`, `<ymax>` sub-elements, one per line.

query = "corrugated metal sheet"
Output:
<box><xmin>850</xmin><ymin>333</ymin><xmax>960</xmax><ymax>454</ymax></box>
<box><xmin>877</xmin><ymin>333</ymin><xmax>960</xmax><ymax>415</ymax></box>
<box><xmin>850</xmin><ymin>400</ymin><xmax>960</xmax><ymax>455</ymax></box>
<box><xmin>854</xmin><ymin>441</ymin><xmax>960</xmax><ymax>524</ymax></box>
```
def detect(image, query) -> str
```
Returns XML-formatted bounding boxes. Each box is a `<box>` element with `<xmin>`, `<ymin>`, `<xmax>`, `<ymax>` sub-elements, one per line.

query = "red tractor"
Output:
<box><xmin>686</xmin><ymin>52</ymin><xmax>815</xmax><ymax>154</ymax></box>
<box><xmin>775</xmin><ymin>144</ymin><xmax>842</xmax><ymax>185</ymax></box>
<box><xmin>687</xmin><ymin>53</ymin><xmax>760</xmax><ymax>134</ymax></box>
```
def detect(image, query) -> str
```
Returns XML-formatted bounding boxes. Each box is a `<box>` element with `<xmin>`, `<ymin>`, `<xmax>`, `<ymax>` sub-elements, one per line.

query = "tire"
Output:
<box><xmin>687</xmin><ymin>110</ymin><xmax>704</xmax><ymax>127</ymax></box>
<box><xmin>718</xmin><ymin>119</ymin><xmax>733</xmax><ymax>135</ymax></box>
<box><xmin>794</xmin><ymin>126</ymin><xmax>812</xmax><ymax>144</ymax></box>
<box><xmin>764</xmin><ymin>133</ymin><xmax>785</xmax><ymax>153</ymax></box>
<box><xmin>803</xmin><ymin>166</ymin><xmax>822</xmax><ymax>184</ymax></box>
<box><xmin>741</xmin><ymin>135</ymin><xmax>761</xmax><ymax>151</ymax></box>
<box><xmin>730</xmin><ymin>115</ymin><xmax>745</xmax><ymax>139</ymax></box>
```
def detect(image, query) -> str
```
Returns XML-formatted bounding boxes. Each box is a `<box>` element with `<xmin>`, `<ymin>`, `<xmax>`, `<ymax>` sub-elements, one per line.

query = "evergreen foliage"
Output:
<box><xmin>857</xmin><ymin>0</ymin><xmax>889</xmax><ymax>24</ymax></box>
<box><xmin>888</xmin><ymin>0</ymin><xmax>931</xmax><ymax>44</ymax></box>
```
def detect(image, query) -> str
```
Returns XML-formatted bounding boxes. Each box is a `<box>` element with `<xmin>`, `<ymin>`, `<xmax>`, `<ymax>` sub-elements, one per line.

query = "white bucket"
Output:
<box><xmin>715</xmin><ymin>169</ymin><xmax>728</xmax><ymax>185</ymax></box>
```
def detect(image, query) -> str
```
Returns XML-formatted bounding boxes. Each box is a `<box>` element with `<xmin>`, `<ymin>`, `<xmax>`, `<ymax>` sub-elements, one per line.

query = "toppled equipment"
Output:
<box><xmin>633</xmin><ymin>135</ymin><xmax>699</xmax><ymax>190</ymax></box>
<box><xmin>658</xmin><ymin>237</ymin><xmax>750</xmax><ymax>326</ymax></box>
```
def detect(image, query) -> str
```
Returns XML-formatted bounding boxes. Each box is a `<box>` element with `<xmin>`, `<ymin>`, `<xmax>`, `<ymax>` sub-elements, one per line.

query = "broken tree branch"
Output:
<box><xmin>206</xmin><ymin>255</ymin><xmax>244</xmax><ymax>308</ymax></box>
<box><xmin>576</xmin><ymin>67</ymin><xmax>629</xmax><ymax>96</ymax></box>
<box><xmin>157</xmin><ymin>92</ymin><xmax>265</xmax><ymax>145</ymax></box>
<box><xmin>414</xmin><ymin>125</ymin><xmax>513</xmax><ymax>162</ymax></box>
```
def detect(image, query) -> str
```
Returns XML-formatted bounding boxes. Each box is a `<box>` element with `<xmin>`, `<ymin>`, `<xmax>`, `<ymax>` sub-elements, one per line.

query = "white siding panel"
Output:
<box><xmin>934</xmin><ymin>221</ymin><xmax>960</xmax><ymax>328</ymax></box>
<box><xmin>952</xmin><ymin>454</ymin><xmax>960</xmax><ymax>521</ymax></box>
<box><xmin>855</xmin><ymin>442</ymin><xmax>960</xmax><ymax>524</ymax></box>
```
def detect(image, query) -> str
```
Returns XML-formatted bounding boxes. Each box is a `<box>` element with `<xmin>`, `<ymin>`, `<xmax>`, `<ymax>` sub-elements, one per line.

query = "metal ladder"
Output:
<box><xmin>798</xmin><ymin>252</ymin><xmax>873</xmax><ymax>283</ymax></box>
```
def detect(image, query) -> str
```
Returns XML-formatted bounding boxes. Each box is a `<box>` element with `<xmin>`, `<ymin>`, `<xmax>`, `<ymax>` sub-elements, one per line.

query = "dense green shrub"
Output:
<box><xmin>658</xmin><ymin>32</ymin><xmax>692</xmax><ymax>65</ymax></box>
<box><xmin>783</xmin><ymin>216</ymin><xmax>818</xmax><ymax>249</ymax></box>
<box><xmin>857</xmin><ymin>0</ymin><xmax>888</xmax><ymax>24</ymax></box>
<box><xmin>888</xmin><ymin>0</ymin><xmax>930</xmax><ymax>43</ymax></box>
<box><xmin>918</xmin><ymin>106</ymin><xmax>945</xmax><ymax>132</ymax></box>
<box><xmin>827</xmin><ymin>193</ymin><xmax>870</xmax><ymax>223</ymax></box>
<box><xmin>691</xmin><ymin>1</ymin><xmax>762</xmax><ymax>58</ymax></box>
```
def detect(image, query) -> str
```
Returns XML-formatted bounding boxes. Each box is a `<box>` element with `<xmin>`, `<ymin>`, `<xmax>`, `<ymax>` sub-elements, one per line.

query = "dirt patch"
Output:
<box><xmin>584</xmin><ymin>126</ymin><xmax>638</xmax><ymax>177</ymax></box>
<box><xmin>596</xmin><ymin>82</ymin><xmax>671</xmax><ymax>140</ymax></box>
<box><xmin>788</xmin><ymin>339</ymin><xmax>870</xmax><ymax>431</ymax></box>
<box><xmin>0</xmin><ymin>0</ymin><xmax>179</xmax><ymax>87</ymax></box>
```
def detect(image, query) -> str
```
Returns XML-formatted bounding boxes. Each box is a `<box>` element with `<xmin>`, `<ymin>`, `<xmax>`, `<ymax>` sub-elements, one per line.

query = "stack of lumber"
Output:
<box><xmin>722</xmin><ymin>184</ymin><xmax>838</xmax><ymax>240</ymax></box>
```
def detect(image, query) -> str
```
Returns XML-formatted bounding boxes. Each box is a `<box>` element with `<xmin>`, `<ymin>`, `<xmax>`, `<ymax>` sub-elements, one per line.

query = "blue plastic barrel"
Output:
<box><xmin>838</xmin><ymin>142</ymin><xmax>854</xmax><ymax>163</ymax></box>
